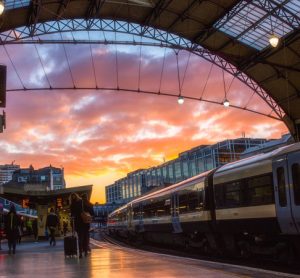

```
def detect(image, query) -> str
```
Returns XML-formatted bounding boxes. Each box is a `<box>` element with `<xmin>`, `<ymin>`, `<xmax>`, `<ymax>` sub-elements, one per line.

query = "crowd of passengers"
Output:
<box><xmin>0</xmin><ymin>193</ymin><xmax>94</xmax><ymax>257</ymax></box>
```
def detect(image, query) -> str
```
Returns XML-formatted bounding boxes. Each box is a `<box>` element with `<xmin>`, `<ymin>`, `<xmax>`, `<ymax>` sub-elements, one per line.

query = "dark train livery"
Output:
<box><xmin>108</xmin><ymin>143</ymin><xmax>300</xmax><ymax>259</ymax></box>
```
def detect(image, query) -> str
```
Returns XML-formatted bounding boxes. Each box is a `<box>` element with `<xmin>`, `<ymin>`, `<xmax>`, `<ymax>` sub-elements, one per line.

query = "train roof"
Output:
<box><xmin>216</xmin><ymin>142</ymin><xmax>300</xmax><ymax>175</ymax></box>
<box><xmin>109</xmin><ymin>169</ymin><xmax>213</xmax><ymax>216</ymax></box>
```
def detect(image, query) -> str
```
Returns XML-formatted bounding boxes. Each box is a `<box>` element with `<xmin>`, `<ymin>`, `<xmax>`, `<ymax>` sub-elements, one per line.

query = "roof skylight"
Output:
<box><xmin>214</xmin><ymin>0</ymin><xmax>300</xmax><ymax>50</ymax></box>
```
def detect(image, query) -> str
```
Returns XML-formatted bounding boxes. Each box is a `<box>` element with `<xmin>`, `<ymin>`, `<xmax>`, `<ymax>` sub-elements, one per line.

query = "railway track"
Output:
<box><xmin>92</xmin><ymin>230</ymin><xmax>300</xmax><ymax>276</ymax></box>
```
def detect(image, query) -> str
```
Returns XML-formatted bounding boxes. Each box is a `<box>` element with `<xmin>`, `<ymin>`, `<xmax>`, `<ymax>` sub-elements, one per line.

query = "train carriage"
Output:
<box><xmin>108</xmin><ymin>143</ymin><xmax>300</xmax><ymax>259</ymax></box>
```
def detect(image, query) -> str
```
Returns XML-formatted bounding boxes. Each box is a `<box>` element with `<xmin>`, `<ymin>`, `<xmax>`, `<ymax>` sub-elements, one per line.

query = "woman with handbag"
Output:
<box><xmin>81</xmin><ymin>193</ymin><xmax>94</xmax><ymax>253</ymax></box>
<box><xmin>70</xmin><ymin>193</ymin><xmax>92</xmax><ymax>258</ymax></box>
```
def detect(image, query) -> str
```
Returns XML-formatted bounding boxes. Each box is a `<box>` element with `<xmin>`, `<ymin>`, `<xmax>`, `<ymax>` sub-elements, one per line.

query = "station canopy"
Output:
<box><xmin>0</xmin><ymin>0</ymin><xmax>300</xmax><ymax>138</ymax></box>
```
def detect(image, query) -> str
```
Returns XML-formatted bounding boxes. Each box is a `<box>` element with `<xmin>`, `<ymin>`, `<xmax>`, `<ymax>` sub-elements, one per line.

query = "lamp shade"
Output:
<box><xmin>269</xmin><ymin>34</ymin><xmax>279</xmax><ymax>48</ymax></box>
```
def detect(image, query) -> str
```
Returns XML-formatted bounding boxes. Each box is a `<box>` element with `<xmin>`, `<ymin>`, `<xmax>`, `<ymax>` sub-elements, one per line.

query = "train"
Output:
<box><xmin>107</xmin><ymin>143</ymin><xmax>300</xmax><ymax>261</ymax></box>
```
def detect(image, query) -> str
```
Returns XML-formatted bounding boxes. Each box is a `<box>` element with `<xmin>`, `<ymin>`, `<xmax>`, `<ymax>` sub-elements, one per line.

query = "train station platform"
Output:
<box><xmin>0</xmin><ymin>237</ymin><xmax>298</xmax><ymax>278</ymax></box>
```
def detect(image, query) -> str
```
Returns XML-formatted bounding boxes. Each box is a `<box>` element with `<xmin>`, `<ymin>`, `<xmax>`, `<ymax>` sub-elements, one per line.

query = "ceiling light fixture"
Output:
<box><xmin>223</xmin><ymin>98</ymin><xmax>230</xmax><ymax>107</ymax></box>
<box><xmin>177</xmin><ymin>96</ymin><xmax>184</xmax><ymax>105</ymax></box>
<box><xmin>269</xmin><ymin>34</ymin><xmax>279</xmax><ymax>48</ymax></box>
<box><xmin>0</xmin><ymin>0</ymin><xmax>4</xmax><ymax>15</ymax></box>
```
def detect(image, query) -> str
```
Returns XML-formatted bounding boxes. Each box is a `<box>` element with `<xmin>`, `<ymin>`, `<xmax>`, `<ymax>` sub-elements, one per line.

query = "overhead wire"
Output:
<box><xmin>199</xmin><ymin>62</ymin><xmax>213</xmax><ymax>100</ymax></box>
<box><xmin>179</xmin><ymin>50</ymin><xmax>192</xmax><ymax>93</ymax></box>
<box><xmin>114</xmin><ymin>31</ymin><xmax>119</xmax><ymax>89</ymax></box>
<box><xmin>88</xmin><ymin>31</ymin><xmax>98</xmax><ymax>88</ymax></box>
<box><xmin>33</xmin><ymin>36</ymin><xmax>52</xmax><ymax>88</ymax></box>
<box><xmin>158</xmin><ymin>47</ymin><xmax>167</xmax><ymax>94</ymax></box>
<box><xmin>2</xmin><ymin>45</ymin><xmax>26</xmax><ymax>89</ymax></box>
<box><xmin>137</xmin><ymin>35</ymin><xmax>142</xmax><ymax>91</ymax></box>
<box><xmin>60</xmin><ymin>32</ymin><xmax>76</xmax><ymax>88</ymax></box>
<box><xmin>175</xmin><ymin>50</ymin><xmax>182</xmax><ymax>96</ymax></box>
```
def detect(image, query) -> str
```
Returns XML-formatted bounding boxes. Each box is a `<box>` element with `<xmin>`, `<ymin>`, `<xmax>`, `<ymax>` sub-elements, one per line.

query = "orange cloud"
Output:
<box><xmin>0</xmin><ymin>44</ymin><xmax>288</xmax><ymax>203</ymax></box>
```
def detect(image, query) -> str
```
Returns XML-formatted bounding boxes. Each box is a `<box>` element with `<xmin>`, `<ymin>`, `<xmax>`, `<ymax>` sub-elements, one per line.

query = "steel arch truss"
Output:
<box><xmin>0</xmin><ymin>18</ymin><xmax>285</xmax><ymax>120</ymax></box>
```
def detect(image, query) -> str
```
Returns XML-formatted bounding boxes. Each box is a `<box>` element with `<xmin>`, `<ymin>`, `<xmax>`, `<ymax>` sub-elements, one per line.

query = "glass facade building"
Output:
<box><xmin>105</xmin><ymin>138</ymin><xmax>267</xmax><ymax>204</ymax></box>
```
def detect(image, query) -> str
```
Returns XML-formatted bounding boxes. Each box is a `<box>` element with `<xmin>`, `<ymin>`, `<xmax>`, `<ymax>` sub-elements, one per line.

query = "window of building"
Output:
<box><xmin>292</xmin><ymin>163</ymin><xmax>300</xmax><ymax>206</ymax></box>
<box><xmin>182</xmin><ymin>160</ymin><xmax>189</xmax><ymax>179</ymax></box>
<box><xmin>277</xmin><ymin>167</ymin><xmax>287</xmax><ymax>207</ymax></box>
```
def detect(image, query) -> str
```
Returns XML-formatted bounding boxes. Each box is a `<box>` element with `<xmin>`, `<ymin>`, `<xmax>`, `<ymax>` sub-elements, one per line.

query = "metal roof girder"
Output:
<box><xmin>27</xmin><ymin>0</ymin><xmax>42</xmax><ymax>37</ymax></box>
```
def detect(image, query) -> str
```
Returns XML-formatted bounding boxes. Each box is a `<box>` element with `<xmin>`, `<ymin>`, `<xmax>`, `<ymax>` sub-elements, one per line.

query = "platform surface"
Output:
<box><xmin>0</xmin><ymin>237</ymin><xmax>299</xmax><ymax>278</ymax></box>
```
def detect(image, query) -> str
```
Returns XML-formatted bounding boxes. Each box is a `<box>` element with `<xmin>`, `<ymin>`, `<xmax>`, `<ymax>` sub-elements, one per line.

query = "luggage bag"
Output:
<box><xmin>64</xmin><ymin>235</ymin><xmax>77</xmax><ymax>257</ymax></box>
<box><xmin>64</xmin><ymin>217</ymin><xmax>78</xmax><ymax>257</ymax></box>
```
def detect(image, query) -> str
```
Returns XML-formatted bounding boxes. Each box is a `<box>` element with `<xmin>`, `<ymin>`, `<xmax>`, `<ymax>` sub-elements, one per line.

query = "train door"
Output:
<box><xmin>273</xmin><ymin>155</ymin><xmax>299</xmax><ymax>234</ymax></box>
<box><xmin>287</xmin><ymin>152</ymin><xmax>300</xmax><ymax>233</ymax></box>
<box><xmin>127</xmin><ymin>204</ymin><xmax>133</xmax><ymax>230</ymax></box>
<box><xmin>138</xmin><ymin>203</ymin><xmax>144</xmax><ymax>232</ymax></box>
<box><xmin>171</xmin><ymin>193</ymin><xmax>182</xmax><ymax>233</ymax></box>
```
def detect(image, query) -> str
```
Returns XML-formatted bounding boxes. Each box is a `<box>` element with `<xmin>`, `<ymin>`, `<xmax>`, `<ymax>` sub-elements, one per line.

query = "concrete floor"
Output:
<box><xmin>0</xmin><ymin>238</ymin><xmax>298</xmax><ymax>278</ymax></box>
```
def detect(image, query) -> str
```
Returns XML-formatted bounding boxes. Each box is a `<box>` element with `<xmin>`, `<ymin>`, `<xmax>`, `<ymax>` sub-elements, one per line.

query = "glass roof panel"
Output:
<box><xmin>214</xmin><ymin>0</ymin><xmax>300</xmax><ymax>50</ymax></box>
<box><xmin>4</xmin><ymin>0</ymin><xmax>30</xmax><ymax>10</ymax></box>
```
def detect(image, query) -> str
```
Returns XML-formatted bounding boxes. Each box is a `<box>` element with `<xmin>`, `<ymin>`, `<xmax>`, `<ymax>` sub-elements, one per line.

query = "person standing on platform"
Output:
<box><xmin>70</xmin><ymin>193</ymin><xmax>91</xmax><ymax>258</ymax></box>
<box><xmin>32</xmin><ymin>219</ymin><xmax>38</xmax><ymax>242</ymax></box>
<box><xmin>81</xmin><ymin>193</ymin><xmax>94</xmax><ymax>253</ymax></box>
<box><xmin>5</xmin><ymin>204</ymin><xmax>20</xmax><ymax>254</ymax></box>
<box><xmin>46</xmin><ymin>208</ymin><xmax>59</xmax><ymax>246</ymax></box>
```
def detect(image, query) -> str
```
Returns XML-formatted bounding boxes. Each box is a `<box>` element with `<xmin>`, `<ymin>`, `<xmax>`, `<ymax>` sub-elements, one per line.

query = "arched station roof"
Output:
<box><xmin>0</xmin><ymin>0</ymin><xmax>299</xmax><ymax>138</ymax></box>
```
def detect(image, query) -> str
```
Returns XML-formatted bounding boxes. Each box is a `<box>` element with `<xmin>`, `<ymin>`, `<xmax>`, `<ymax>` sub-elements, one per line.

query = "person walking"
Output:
<box><xmin>46</xmin><ymin>208</ymin><xmax>59</xmax><ymax>246</ymax></box>
<box><xmin>70</xmin><ymin>193</ymin><xmax>92</xmax><ymax>258</ymax></box>
<box><xmin>5</xmin><ymin>204</ymin><xmax>20</xmax><ymax>254</ymax></box>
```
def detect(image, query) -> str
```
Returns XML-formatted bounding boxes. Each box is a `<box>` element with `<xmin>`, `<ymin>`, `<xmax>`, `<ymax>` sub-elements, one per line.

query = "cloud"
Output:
<box><xmin>0</xmin><ymin>41</ymin><xmax>288</xmax><ymax>203</ymax></box>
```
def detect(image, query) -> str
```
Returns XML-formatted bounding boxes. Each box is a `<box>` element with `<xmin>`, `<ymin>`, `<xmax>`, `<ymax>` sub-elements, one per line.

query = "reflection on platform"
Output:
<box><xmin>0</xmin><ymin>238</ymin><xmax>296</xmax><ymax>278</ymax></box>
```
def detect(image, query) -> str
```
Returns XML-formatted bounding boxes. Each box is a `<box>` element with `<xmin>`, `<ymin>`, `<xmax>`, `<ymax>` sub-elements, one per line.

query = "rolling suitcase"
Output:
<box><xmin>64</xmin><ymin>218</ymin><xmax>78</xmax><ymax>257</ymax></box>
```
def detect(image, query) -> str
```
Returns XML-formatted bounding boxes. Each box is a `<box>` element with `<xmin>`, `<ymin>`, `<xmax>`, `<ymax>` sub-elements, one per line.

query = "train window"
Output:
<box><xmin>133</xmin><ymin>206</ymin><xmax>140</xmax><ymax>220</ymax></box>
<box><xmin>291</xmin><ymin>163</ymin><xmax>300</xmax><ymax>205</ymax></box>
<box><xmin>179</xmin><ymin>193</ymin><xmax>188</xmax><ymax>214</ymax></box>
<box><xmin>277</xmin><ymin>167</ymin><xmax>287</xmax><ymax>207</ymax></box>
<box><xmin>187</xmin><ymin>190</ymin><xmax>198</xmax><ymax>211</ymax></box>
<box><xmin>225</xmin><ymin>181</ymin><xmax>241</xmax><ymax>207</ymax></box>
<box><xmin>247</xmin><ymin>174</ymin><xmax>274</xmax><ymax>205</ymax></box>
<box><xmin>215</xmin><ymin>184</ymin><xmax>225</xmax><ymax>208</ymax></box>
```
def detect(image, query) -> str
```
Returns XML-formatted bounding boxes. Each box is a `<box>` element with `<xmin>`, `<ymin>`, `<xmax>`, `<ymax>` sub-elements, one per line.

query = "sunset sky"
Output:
<box><xmin>0</xmin><ymin>32</ymin><xmax>288</xmax><ymax>203</ymax></box>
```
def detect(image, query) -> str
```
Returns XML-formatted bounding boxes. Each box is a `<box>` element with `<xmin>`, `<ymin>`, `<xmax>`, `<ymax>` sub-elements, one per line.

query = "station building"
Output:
<box><xmin>5</xmin><ymin>165</ymin><xmax>66</xmax><ymax>191</ymax></box>
<box><xmin>105</xmin><ymin>137</ymin><xmax>268</xmax><ymax>205</ymax></box>
<box><xmin>0</xmin><ymin>163</ymin><xmax>20</xmax><ymax>185</ymax></box>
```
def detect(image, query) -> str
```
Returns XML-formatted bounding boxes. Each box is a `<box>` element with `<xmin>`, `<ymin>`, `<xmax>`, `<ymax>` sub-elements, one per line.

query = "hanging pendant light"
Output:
<box><xmin>0</xmin><ymin>0</ymin><xmax>4</xmax><ymax>15</ymax></box>
<box><xmin>177</xmin><ymin>96</ymin><xmax>184</xmax><ymax>105</ymax></box>
<box><xmin>269</xmin><ymin>34</ymin><xmax>279</xmax><ymax>48</ymax></box>
<box><xmin>223</xmin><ymin>98</ymin><xmax>230</xmax><ymax>107</ymax></box>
